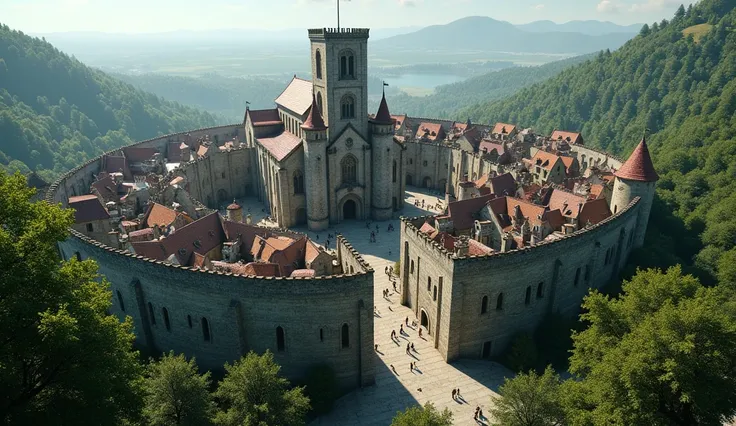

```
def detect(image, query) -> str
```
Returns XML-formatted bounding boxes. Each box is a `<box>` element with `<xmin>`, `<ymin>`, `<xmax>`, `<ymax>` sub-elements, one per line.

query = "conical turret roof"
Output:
<box><xmin>615</xmin><ymin>137</ymin><xmax>659</xmax><ymax>182</ymax></box>
<box><xmin>301</xmin><ymin>94</ymin><xmax>326</xmax><ymax>131</ymax></box>
<box><xmin>372</xmin><ymin>92</ymin><xmax>393</xmax><ymax>125</ymax></box>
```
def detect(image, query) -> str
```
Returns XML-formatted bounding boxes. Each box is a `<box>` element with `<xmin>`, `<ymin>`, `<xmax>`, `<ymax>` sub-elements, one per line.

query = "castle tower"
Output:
<box><xmin>370</xmin><ymin>91</ymin><xmax>395</xmax><ymax>221</ymax></box>
<box><xmin>308</xmin><ymin>28</ymin><xmax>369</xmax><ymax>141</ymax></box>
<box><xmin>610</xmin><ymin>137</ymin><xmax>659</xmax><ymax>248</ymax></box>
<box><xmin>301</xmin><ymin>95</ymin><xmax>329</xmax><ymax>231</ymax></box>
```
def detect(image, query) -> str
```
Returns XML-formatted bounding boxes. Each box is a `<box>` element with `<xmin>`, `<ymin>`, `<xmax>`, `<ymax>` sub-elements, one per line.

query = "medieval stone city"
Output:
<box><xmin>47</xmin><ymin>26</ymin><xmax>658</xmax><ymax>425</ymax></box>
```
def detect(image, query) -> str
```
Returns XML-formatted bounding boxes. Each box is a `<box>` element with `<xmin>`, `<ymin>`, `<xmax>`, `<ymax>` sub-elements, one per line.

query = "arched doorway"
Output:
<box><xmin>406</xmin><ymin>174</ymin><xmax>414</xmax><ymax>186</ymax></box>
<box><xmin>295</xmin><ymin>208</ymin><xmax>307</xmax><ymax>225</ymax></box>
<box><xmin>343</xmin><ymin>200</ymin><xmax>357</xmax><ymax>220</ymax></box>
<box><xmin>217</xmin><ymin>189</ymin><xmax>228</xmax><ymax>203</ymax></box>
<box><xmin>423</xmin><ymin>177</ymin><xmax>432</xmax><ymax>189</ymax></box>
<box><xmin>420</xmin><ymin>309</ymin><xmax>429</xmax><ymax>331</ymax></box>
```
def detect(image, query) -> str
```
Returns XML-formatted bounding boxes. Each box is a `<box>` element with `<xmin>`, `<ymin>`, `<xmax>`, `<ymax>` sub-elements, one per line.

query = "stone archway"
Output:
<box><xmin>295</xmin><ymin>208</ymin><xmax>307</xmax><ymax>225</ymax></box>
<box><xmin>339</xmin><ymin>194</ymin><xmax>362</xmax><ymax>222</ymax></box>
<box><xmin>423</xmin><ymin>176</ymin><xmax>432</xmax><ymax>189</ymax></box>
<box><xmin>343</xmin><ymin>200</ymin><xmax>357</xmax><ymax>220</ymax></box>
<box><xmin>406</xmin><ymin>174</ymin><xmax>414</xmax><ymax>186</ymax></box>
<box><xmin>420</xmin><ymin>309</ymin><xmax>429</xmax><ymax>332</ymax></box>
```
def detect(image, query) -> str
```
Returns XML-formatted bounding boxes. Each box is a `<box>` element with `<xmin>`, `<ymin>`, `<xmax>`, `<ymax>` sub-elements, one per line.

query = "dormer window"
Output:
<box><xmin>340</xmin><ymin>51</ymin><xmax>355</xmax><ymax>80</ymax></box>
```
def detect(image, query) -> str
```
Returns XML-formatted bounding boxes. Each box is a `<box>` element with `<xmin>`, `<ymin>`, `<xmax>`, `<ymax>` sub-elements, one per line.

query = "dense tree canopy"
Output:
<box><xmin>0</xmin><ymin>172</ymin><xmax>144</xmax><ymax>424</ymax></box>
<box><xmin>0</xmin><ymin>23</ymin><xmax>221</xmax><ymax>181</ymax></box>
<box><xmin>490</xmin><ymin>367</ymin><xmax>565</xmax><ymax>426</ymax></box>
<box><xmin>456</xmin><ymin>0</ymin><xmax>736</xmax><ymax>281</ymax></box>
<box><xmin>390</xmin><ymin>402</ymin><xmax>453</xmax><ymax>426</ymax></box>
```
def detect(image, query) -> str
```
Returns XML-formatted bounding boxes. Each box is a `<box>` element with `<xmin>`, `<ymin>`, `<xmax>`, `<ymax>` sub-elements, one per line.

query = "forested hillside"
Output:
<box><xmin>0</xmin><ymin>24</ymin><xmax>221</xmax><ymax>180</ymax></box>
<box><xmin>459</xmin><ymin>0</ymin><xmax>736</xmax><ymax>285</ymax></box>
<box><xmin>384</xmin><ymin>54</ymin><xmax>594</xmax><ymax>118</ymax></box>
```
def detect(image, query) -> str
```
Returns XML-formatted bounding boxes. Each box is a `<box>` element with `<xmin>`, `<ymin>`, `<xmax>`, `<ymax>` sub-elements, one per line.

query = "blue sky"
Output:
<box><xmin>2</xmin><ymin>0</ymin><xmax>687</xmax><ymax>33</ymax></box>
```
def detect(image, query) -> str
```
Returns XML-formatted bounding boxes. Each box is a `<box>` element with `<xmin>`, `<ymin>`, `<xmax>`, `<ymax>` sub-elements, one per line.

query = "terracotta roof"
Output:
<box><xmin>615</xmin><ymin>138</ymin><xmax>659</xmax><ymax>182</ymax></box>
<box><xmin>123</xmin><ymin>147</ymin><xmax>157</xmax><ymax>163</ymax></box>
<box><xmin>391</xmin><ymin>114</ymin><xmax>407</xmax><ymax>130</ymax></box>
<box><xmin>560</xmin><ymin>156</ymin><xmax>577</xmax><ymax>174</ymax></box>
<box><xmin>452</xmin><ymin>121</ymin><xmax>468</xmax><ymax>133</ymax></box>
<box><xmin>505</xmin><ymin>197</ymin><xmax>547</xmax><ymax>227</ymax></box>
<box><xmin>447</xmin><ymin>193</ymin><xmax>498</xmax><ymax>231</ymax></box>
<box><xmin>474</xmin><ymin>174</ymin><xmax>490</xmax><ymax>188</ymax></box>
<box><xmin>479</xmin><ymin>140</ymin><xmax>505</xmax><ymax>156</ymax></box>
<box><xmin>248</xmin><ymin>108</ymin><xmax>282</xmax><ymax>127</ymax></box>
<box><xmin>551</xmin><ymin>130</ymin><xmax>583</xmax><ymax>145</ymax></box>
<box><xmin>102</xmin><ymin>155</ymin><xmax>131</xmax><ymax>179</ymax></box>
<box><xmin>197</xmin><ymin>145</ymin><xmax>209</xmax><ymax>158</ymax></box>
<box><xmin>578</xmin><ymin>197</ymin><xmax>611</xmax><ymax>225</ymax></box>
<box><xmin>489</xmin><ymin>173</ymin><xmax>516</xmax><ymax>196</ymax></box>
<box><xmin>416</xmin><ymin>122</ymin><xmax>445</xmax><ymax>141</ymax></box>
<box><xmin>128</xmin><ymin>227</ymin><xmax>153</xmax><ymax>240</ymax></box>
<box><xmin>170</xmin><ymin>176</ymin><xmax>185</xmax><ymax>186</ymax></box>
<box><xmin>372</xmin><ymin>92</ymin><xmax>393</xmax><ymax>125</ymax></box>
<box><xmin>531</xmin><ymin>150</ymin><xmax>563</xmax><ymax>172</ymax></box>
<box><xmin>468</xmin><ymin>239</ymin><xmax>493</xmax><ymax>256</ymax></box>
<box><xmin>291</xmin><ymin>269</ymin><xmax>316</xmax><ymax>278</ymax></box>
<box><xmin>227</xmin><ymin>202</ymin><xmax>241</xmax><ymax>211</ymax></box>
<box><xmin>492</xmin><ymin>123</ymin><xmax>516</xmax><ymax>135</ymax></box>
<box><xmin>275</xmin><ymin>76</ymin><xmax>313</xmax><ymax>116</ymax></box>
<box><xmin>419</xmin><ymin>222</ymin><xmax>436</xmax><ymax>235</ymax></box>
<box><xmin>91</xmin><ymin>175</ymin><xmax>120</xmax><ymax>203</ymax></box>
<box><xmin>589</xmin><ymin>183</ymin><xmax>604</xmax><ymax>199</ymax></box>
<box><xmin>68</xmin><ymin>194</ymin><xmax>110</xmax><ymax>223</ymax></box>
<box><xmin>305</xmin><ymin>239</ymin><xmax>322</xmax><ymax>263</ymax></box>
<box><xmin>131</xmin><ymin>212</ymin><xmax>225</xmax><ymax>266</ymax></box>
<box><xmin>244</xmin><ymin>262</ymin><xmax>281</xmax><ymax>277</ymax></box>
<box><xmin>301</xmin><ymin>94</ymin><xmax>327</xmax><ymax>131</ymax></box>
<box><xmin>257</xmin><ymin>131</ymin><xmax>303</xmax><ymax>161</ymax></box>
<box><xmin>545</xmin><ymin>188</ymin><xmax>587</xmax><ymax>219</ymax></box>
<box><xmin>144</xmin><ymin>203</ymin><xmax>178</xmax><ymax>228</ymax></box>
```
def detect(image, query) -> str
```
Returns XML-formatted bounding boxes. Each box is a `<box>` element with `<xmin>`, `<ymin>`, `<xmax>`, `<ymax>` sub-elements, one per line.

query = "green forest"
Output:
<box><xmin>0</xmin><ymin>24</ymin><xmax>222</xmax><ymax>181</ymax></box>
<box><xmin>457</xmin><ymin>0</ymin><xmax>736</xmax><ymax>287</ymax></box>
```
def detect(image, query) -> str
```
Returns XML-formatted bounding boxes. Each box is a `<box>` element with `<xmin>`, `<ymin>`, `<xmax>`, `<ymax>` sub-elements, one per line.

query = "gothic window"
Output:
<box><xmin>293</xmin><ymin>170</ymin><xmax>304</xmax><ymax>194</ymax></box>
<box><xmin>116</xmin><ymin>290</ymin><xmax>125</xmax><ymax>312</ymax></box>
<box><xmin>537</xmin><ymin>282</ymin><xmax>544</xmax><ymax>298</ymax></box>
<box><xmin>202</xmin><ymin>317</ymin><xmax>211</xmax><ymax>341</ymax></box>
<box><xmin>481</xmin><ymin>296</ymin><xmax>488</xmax><ymax>314</ymax></box>
<box><xmin>340</xmin><ymin>95</ymin><xmax>355</xmax><ymax>119</ymax></box>
<box><xmin>410</xmin><ymin>260</ymin><xmax>415</xmax><ymax>274</ymax></box>
<box><xmin>317</xmin><ymin>92</ymin><xmax>323</xmax><ymax>114</ymax></box>
<box><xmin>163</xmin><ymin>307</ymin><xmax>171</xmax><ymax>331</ymax></box>
<box><xmin>341</xmin><ymin>155</ymin><xmax>357</xmax><ymax>184</ymax></box>
<box><xmin>276</xmin><ymin>326</ymin><xmax>285</xmax><ymax>351</ymax></box>
<box><xmin>427</xmin><ymin>276</ymin><xmax>432</xmax><ymax>291</ymax></box>
<box><xmin>340</xmin><ymin>51</ymin><xmax>355</xmax><ymax>79</ymax></box>
<box><xmin>393</xmin><ymin>160</ymin><xmax>397</xmax><ymax>183</ymax></box>
<box><xmin>433</xmin><ymin>286</ymin><xmax>438</xmax><ymax>301</ymax></box>
<box><xmin>315</xmin><ymin>49</ymin><xmax>322</xmax><ymax>79</ymax></box>
<box><xmin>341</xmin><ymin>323</ymin><xmax>349</xmax><ymax>348</ymax></box>
<box><xmin>525</xmin><ymin>286</ymin><xmax>531</xmax><ymax>305</ymax></box>
<box><xmin>148</xmin><ymin>302</ymin><xmax>156</xmax><ymax>325</ymax></box>
<box><xmin>319</xmin><ymin>328</ymin><xmax>324</xmax><ymax>342</ymax></box>
<box><xmin>187</xmin><ymin>315</ymin><xmax>192</xmax><ymax>328</ymax></box>
<box><xmin>496</xmin><ymin>293</ymin><xmax>504</xmax><ymax>310</ymax></box>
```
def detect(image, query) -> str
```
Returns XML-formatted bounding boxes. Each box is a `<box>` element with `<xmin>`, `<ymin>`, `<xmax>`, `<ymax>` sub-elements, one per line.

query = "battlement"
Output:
<box><xmin>308</xmin><ymin>28</ymin><xmax>370</xmax><ymax>39</ymax></box>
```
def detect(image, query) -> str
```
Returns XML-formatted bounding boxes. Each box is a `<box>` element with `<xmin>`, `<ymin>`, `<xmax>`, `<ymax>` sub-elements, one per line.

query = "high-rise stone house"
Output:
<box><xmin>244</xmin><ymin>28</ymin><xmax>405</xmax><ymax>231</ymax></box>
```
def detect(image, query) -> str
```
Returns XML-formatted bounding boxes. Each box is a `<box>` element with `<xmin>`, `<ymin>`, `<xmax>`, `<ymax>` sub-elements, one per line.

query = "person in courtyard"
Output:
<box><xmin>452</xmin><ymin>389</ymin><xmax>456</xmax><ymax>400</ymax></box>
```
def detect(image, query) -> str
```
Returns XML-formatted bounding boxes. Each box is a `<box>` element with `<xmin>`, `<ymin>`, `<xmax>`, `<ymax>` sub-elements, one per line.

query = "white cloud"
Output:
<box><xmin>597</xmin><ymin>0</ymin><xmax>622</xmax><ymax>13</ymax></box>
<box><xmin>398</xmin><ymin>0</ymin><xmax>420</xmax><ymax>6</ymax></box>
<box><xmin>533</xmin><ymin>4</ymin><xmax>545</xmax><ymax>10</ymax></box>
<box><xmin>629</xmin><ymin>0</ymin><xmax>680</xmax><ymax>13</ymax></box>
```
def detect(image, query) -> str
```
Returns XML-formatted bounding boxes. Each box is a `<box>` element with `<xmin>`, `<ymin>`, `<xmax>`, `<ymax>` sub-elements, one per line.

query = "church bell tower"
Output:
<box><xmin>308</xmin><ymin>28</ymin><xmax>369</xmax><ymax>141</ymax></box>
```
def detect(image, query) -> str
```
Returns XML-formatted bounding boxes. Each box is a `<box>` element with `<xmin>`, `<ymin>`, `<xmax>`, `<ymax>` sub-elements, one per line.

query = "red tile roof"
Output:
<box><xmin>531</xmin><ymin>150</ymin><xmax>563</xmax><ymax>172</ymax></box>
<box><xmin>222</xmin><ymin>220</ymin><xmax>272</xmax><ymax>252</ymax></box>
<box><xmin>578</xmin><ymin>197</ymin><xmax>612</xmax><ymax>225</ymax></box>
<box><xmin>248</xmin><ymin>108</ymin><xmax>282</xmax><ymax>127</ymax></box>
<box><xmin>291</xmin><ymin>269</ymin><xmax>316</xmax><ymax>278</ymax></box>
<box><xmin>391</xmin><ymin>114</ymin><xmax>407</xmax><ymax>130</ymax></box>
<box><xmin>489</xmin><ymin>173</ymin><xmax>516</xmax><ymax>196</ymax></box>
<box><xmin>91</xmin><ymin>175</ymin><xmax>120</xmax><ymax>203</ymax></box>
<box><xmin>275</xmin><ymin>76</ymin><xmax>313</xmax><ymax>116</ymax></box>
<box><xmin>479</xmin><ymin>140</ymin><xmax>505</xmax><ymax>156</ymax></box>
<box><xmin>372</xmin><ymin>92</ymin><xmax>393</xmax><ymax>125</ymax></box>
<box><xmin>551</xmin><ymin>130</ymin><xmax>583</xmax><ymax>145</ymax></box>
<box><xmin>123</xmin><ymin>147</ymin><xmax>157</xmax><ymax>163</ymax></box>
<box><xmin>545</xmin><ymin>188</ymin><xmax>587</xmax><ymax>219</ymax></box>
<box><xmin>560</xmin><ymin>156</ymin><xmax>577</xmax><ymax>174</ymax></box>
<box><xmin>415</xmin><ymin>122</ymin><xmax>445</xmax><ymax>141</ymax></box>
<box><xmin>492</xmin><ymin>123</ymin><xmax>516</xmax><ymax>135</ymax></box>
<box><xmin>447</xmin><ymin>193</ymin><xmax>498</xmax><ymax>230</ymax></box>
<box><xmin>302</xmin><ymin>94</ymin><xmax>327</xmax><ymax>131</ymax></box>
<box><xmin>144</xmin><ymin>203</ymin><xmax>179</xmax><ymax>228</ymax></box>
<box><xmin>419</xmin><ymin>222</ymin><xmax>436</xmax><ymax>234</ymax></box>
<box><xmin>68</xmin><ymin>195</ymin><xmax>110</xmax><ymax>223</ymax></box>
<box><xmin>468</xmin><ymin>239</ymin><xmax>493</xmax><ymax>256</ymax></box>
<box><xmin>305</xmin><ymin>239</ymin><xmax>322</xmax><ymax>263</ymax></box>
<box><xmin>615</xmin><ymin>137</ymin><xmax>659</xmax><ymax>182</ymax></box>
<box><xmin>257</xmin><ymin>131</ymin><xmax>303</xmax><ymax>162</ymax></box>
<box><xmin>131</xmin><ymin>212</ymin><xmax>225</xmax><ymax>266</ymax></box>
<box><xmin>244</xmin><ymin>262</ymin><xmax>281</xmax><ymax>277</ymax></box>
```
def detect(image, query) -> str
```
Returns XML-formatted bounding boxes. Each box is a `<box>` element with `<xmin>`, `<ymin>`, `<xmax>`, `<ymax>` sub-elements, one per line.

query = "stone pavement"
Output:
<box><xmin>225</xmin><ymin>190</ymin><xmax>512</xmax><ymax>425</ymax></box>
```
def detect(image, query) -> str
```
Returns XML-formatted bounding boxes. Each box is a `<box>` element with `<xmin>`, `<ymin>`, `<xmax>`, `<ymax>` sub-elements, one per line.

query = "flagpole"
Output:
<box><xmin>337</xmin><ymin>0</ymin><xmax>340</xmax><ymax>30</ymax></box>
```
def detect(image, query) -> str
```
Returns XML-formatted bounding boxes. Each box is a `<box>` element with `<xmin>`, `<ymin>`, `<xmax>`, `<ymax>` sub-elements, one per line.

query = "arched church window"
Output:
<box><xmin>293</xmin><ymin>170</ymin><xmax>304</xmax><ymax>194</ymax></box>
<box><xmin>393</xmin><ymin>160</ymin><xmax>397</xmax><ymax>183</ymax></box>
<box><xmin>481</xmin><ymin>295</ymin><xmax>488</xmax><ymax>314</ymax></box>
<box><xmin>340</xmin><ymin>51</ymin><xmax>355</xmax><ymax>79</ymax></box>
<box><xmin>317</xmin><ymin>92</ymin><xmax>323</xmax><ymax>115</ymax></box>
<box><xmin>496</xmin><ymin>293</ymin><xmax>504</xmax><ymax>310</ymax></box>
<box><xmin>341</xmin><ymin>155</ymin><xmax>357</xmax><ymax>184</ymax></box>
<box><xmin>341</xmin><ymin>323</ymin><xmax>349</xmax><ymax>348</ymax></box>
<box><xmin>315</xmin><ymin>49</ymin><xmax>322</xmax><ymax>79</ymax></box>
<box><xmin>276</xmin><ymin>326</ymin><xmax>285</xmax><ymax>351</ymax></box>
<box><xmin>340</xmin><ymin>95</ymin><xmax>355</xmax><ymax>119</ymax></box>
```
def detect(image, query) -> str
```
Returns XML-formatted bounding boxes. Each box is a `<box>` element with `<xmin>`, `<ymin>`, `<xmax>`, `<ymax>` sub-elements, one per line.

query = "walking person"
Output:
<box><xmin>405</xmin><ymin>316</ymin><xmax>409</xmax><ymax>326</ymax></box>
<box><xmin>400</xmin><ymin>324</ymin><xmax>404</xmax><ymax>334</ymax></box>
<box><xmin>452</xmin><ymin>389</ymin><xmax>456</xmax><ymax>400</ymax></box>
<box><xmin>419</xmin><ymin>328</ymin><xmax>423</xmax><ymax>338</ymax></box>
<box><xmin>406</xmin><ymin>343</ymin><xmax>410</xmax><ymax>355</ymax></box>
<box><xmin>411</xmin><ymin>343</ymin><xmax>415</xmax><ymax>352</ymax></box>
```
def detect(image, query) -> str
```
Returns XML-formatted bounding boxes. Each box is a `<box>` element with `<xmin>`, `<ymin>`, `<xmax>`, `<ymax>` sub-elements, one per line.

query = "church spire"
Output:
<box><xmin>614</xmin><ymin>136</ymin><xmax>659</xmax><ymax>182</ymax></box>
<box><xmin>372</xmin><ymin>91</ymin><xmax>393</xmax><ymax>125</ymax></box>
<box><xmin>301</xmin><ymin>94</ymin><xmax>327</xmax><ymax>131</ymax></box>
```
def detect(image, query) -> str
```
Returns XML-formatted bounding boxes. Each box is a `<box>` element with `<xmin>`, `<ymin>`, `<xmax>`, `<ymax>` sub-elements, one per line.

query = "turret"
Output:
<box><xmin>302</xmin><ymin>95</ymin><xmax>329</xmax><ymax>231</ymax></box>
<box><xmin>226</xmin><ymin>200</ymin><xmax>243</xmax><ymax>223</ymax></box>
<box><xmin>370</xmin><ymin>91</ymin><xmax>396</xmax><ymax>221</ymax></box>
<box><xmin>610</xmin><ymin>136</ymin><xmax>659</xmax><ymax>248</ymax></box>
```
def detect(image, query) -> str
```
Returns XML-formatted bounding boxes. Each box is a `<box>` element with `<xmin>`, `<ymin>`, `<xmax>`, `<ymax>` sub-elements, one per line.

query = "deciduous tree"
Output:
<box><xmin>489</xmin><ymin>366</ymin><xmax>565</xmax><ymax>426</ymax></box>
<box><xmin>391</xmin><ymin>402</ymin><xmax>453</xmax><ymax>426</ymax></box>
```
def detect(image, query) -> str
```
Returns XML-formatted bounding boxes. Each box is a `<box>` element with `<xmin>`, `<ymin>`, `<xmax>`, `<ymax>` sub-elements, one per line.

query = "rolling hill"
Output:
<box><xmin>458</xmin><ymin>0</ymin><xmax>736</xmax><ymax>285</ymax></box>
<box><xmin>515</xmin><ymin>20</ymin><xmax>642</xmax><ymax>36</ymax></box>
<box><xmin>374</xmin><ymin>16</ymin><xmax>636</xmax><ymax>54</ymax></box>
<box><xmin>0</xmin><ymin>23</ymin><xmax>221</xmax><ymax>180</ymax></box>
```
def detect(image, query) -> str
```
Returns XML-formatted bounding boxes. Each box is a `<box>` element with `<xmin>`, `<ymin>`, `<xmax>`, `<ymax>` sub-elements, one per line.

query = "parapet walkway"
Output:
<box><xmin>292</xmin><ymin>190</ymin><xmax>512</xmax><ymax>426</ymax></box>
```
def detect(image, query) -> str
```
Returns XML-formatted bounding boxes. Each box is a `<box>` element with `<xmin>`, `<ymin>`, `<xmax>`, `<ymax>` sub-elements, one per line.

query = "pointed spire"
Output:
<box><xmin>301</xmin><ymin>94</ymin><xmax>326</xmax><ymax>131</ymax></box>
<box><xmin>372</xmin><ymin>91</ymin><xmax>393</xmax><ymax>125</ymax></box>
<box><xmin>614</xmin><ymin>136</ymin><xmax>659</xmax><ymax>182</ymax></box>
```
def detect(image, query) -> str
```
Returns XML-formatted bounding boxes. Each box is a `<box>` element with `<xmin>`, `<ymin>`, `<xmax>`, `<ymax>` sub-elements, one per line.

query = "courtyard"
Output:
<box><xmin>222</xmin><ymin>188</ymin><xmax>512</xmax><ymax>425</ymax></box>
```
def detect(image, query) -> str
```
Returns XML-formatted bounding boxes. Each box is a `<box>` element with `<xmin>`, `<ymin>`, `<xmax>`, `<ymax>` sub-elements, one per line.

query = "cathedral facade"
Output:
<box><xmin>244</xmin><ymin>28</ymin><xmax>405</xmax><ymax>231</ymax></box>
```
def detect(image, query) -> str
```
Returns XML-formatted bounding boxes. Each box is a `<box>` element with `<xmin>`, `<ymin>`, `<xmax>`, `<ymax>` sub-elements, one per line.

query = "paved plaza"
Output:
<box><xmin>223</xmin><ymin>189</ymin><xmax>512</xmax><ymax>426</ymax></box>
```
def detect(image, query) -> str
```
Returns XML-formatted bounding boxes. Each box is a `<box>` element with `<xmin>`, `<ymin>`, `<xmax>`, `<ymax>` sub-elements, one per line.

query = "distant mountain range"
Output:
<box><xmin>374</xmin><ymin>16</ymin><xmax>638</xmax><ymax>54</ymax></box>
<box><xmin>515</xmin><ymin>20</ymin><xmax>643</xmax><ymax>36</ymax></box>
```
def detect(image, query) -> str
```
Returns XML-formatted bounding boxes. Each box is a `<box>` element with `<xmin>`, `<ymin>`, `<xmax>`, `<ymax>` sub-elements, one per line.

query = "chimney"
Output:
<box><xmin>501</xmin><ymin>233</ymin><xmax>513</xmax><ymax>252</ymax></box>
<box><xmin>454</xmin><ymin>235</ymin><xmax>469</xmax><ymax>257</ymax></box>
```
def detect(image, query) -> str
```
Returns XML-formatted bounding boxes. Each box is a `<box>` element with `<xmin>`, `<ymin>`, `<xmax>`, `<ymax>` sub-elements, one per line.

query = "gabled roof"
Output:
<box><xmin>531</xmin><ymin>150</ymin><xmax>563</xmax><ymax>172</ymax></box>
<box><xmin>102</xmin><ymin>155</ymin><xmax>131</xmax><ymax>179</ymax></box>
<box><xmin>275</xmin><ymin>76</ymin><xmax>313</xmax><ymax>116</ymax></box>
<box><xmin>257</xmin><ymin>131</ymin><xmax>303</xmax><ymax>162</ymax></box>
<box><xmin>545</xmin><ymin>188</ymin><xmax>587</xmax><ymax>219</ymax></box>
<box><xmin>551</xmin><ymin>130</ymin><xmax>583</xmax><ymax>145</ymax></box>
<box><xmin>144</xmin><ymin>203</ymin><xmax>179</xmax><ymax>228</ymax></box>
<box><xmin>248</xmin><ymin>108</ymin><xmax>283</xmax><ymax>127</ymax></box>
<box><xmin>415</xmin><ymin>122</ymin><xmax>445</xmax><ymax>141</ymax></box>
<box><xmin>468</xmin><ymin>239</ymin><xmax>493</xmax><ymax>256</ymax></box>
<box><xmin>578</xmin><ymin>197</ymin><xmax>611</xmax><ymax>225</ymax></box>
<box><xmin>222</xmin><ymin>220</ymin><xmax>272</xmax><ymax>250</ymax></box>
<box><xmin>302</xmin><ymin>95</ymin><xmax>327</xmax><ymax>131</ymax></box>
<box><xmin>244</xmin><ymin>262</ymin><xmax>281</xmax><ymax>277</ymax></box>
<box><xmin>419</xmin><ymin>222</ymin><xmax>437</xmax><ymax>235</ymax></box>
<box><xmin>560</xmin><ymin>156</ymin><xmax>577</xmax><ymax>174</ymax></box>
<box><xmin>123</xmin><ymin>147</ymin><xmax>157</xmax><ymax>163</ymax></box>
<box><xmin>447</xmin><ymin>193</ymin><xmax>497</xmax><ymax>230</ymax></box>
<box><xmin>391</xmin><ymin>114</ymin><xmax>407</xmax><ymax>131</ymax></box>
<box><xmin>492</xmin><ymin>122</ymin><xmax>516</xmax><ymax>135</ymax></box>
<box><xmin>488</xmin><ymin>173</ymin><xmax>516</xmax><ymax>196</ymax></box>
<box><xmin>131</xmin><ymin>212</ymin><xmax>226</xmax><ymax>266</ymax></box>
<box><xmin>91</xmin><ymin>175</ymin><xmax>120</xmax><ymax>203</ymax></box>
<box><xmin>615</xmin><ymin>137</ymin><xmax>659</xmax><ymax>182</ymax></box>
<box><xmin>479</xmin><ymin>140</ymin><xmax>505</xmax><ymax>156</ymax></box>
<box><xmin>68</xmin><ymin>194</ymin><xmax>110</xmax><ymax>223</ymax></box>
<box><xmin>305</xmin><ymin>239</ymin><xmax>323</xmax><ymax>263</ymax></box>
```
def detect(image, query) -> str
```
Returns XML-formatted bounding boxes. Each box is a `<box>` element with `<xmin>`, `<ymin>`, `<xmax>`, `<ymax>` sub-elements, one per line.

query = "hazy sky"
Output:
<box><xmin>3</xmin><ymin>0</ymin><xmax>687</xmax><ymax>33</ymax></box>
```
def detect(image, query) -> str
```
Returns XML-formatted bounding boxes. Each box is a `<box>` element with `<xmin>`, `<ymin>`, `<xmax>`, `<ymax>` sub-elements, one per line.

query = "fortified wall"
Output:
<box><xmin>46</xmin><ymin>125</ymin><xmax>376</xmax><ymax>390</ymax></box>
<box><xmin>399</xmin><ymin>197</ymin><xmax>641</xmax><ymax>361</ymax></box>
